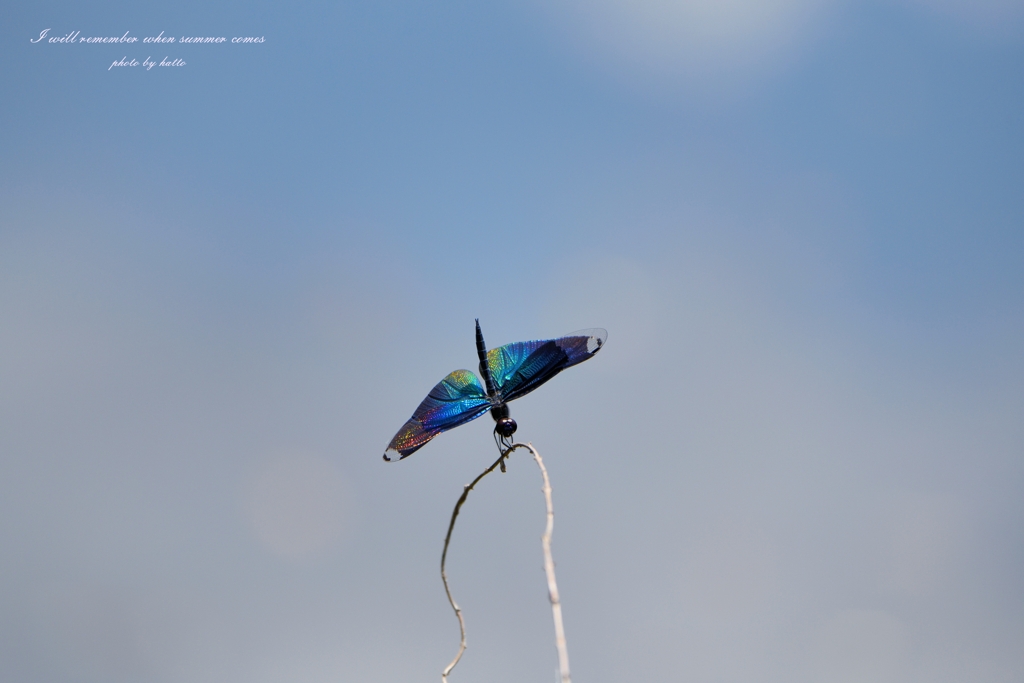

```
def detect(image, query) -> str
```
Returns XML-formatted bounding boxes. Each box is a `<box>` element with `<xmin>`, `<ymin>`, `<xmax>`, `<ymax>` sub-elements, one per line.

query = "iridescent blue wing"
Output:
<box><xmin>384</xmin><ymin>369</ymin><xmax>491</xmax><ymax>461</ymax></box>
<box><xmin>487</xmin><ymin>329</ymin><xmax>607</xmax><ymax>403</ymax></box>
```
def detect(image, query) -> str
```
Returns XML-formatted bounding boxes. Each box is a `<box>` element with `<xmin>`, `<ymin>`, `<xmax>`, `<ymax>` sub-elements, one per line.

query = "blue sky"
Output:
<box><xmin>2</xmin><ymin>1</ymin><xmax>1023</xmax><ymax>682</ymax></box>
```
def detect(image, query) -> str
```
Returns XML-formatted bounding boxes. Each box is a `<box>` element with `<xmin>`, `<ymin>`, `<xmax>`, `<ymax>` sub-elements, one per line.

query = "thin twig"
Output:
<box><xmin>440</xmin><ymin>447</ymin><xmax>512</xmax><ymax>683</ymax></box>
<box><xmin>439</xmin><ymin>442</ymin><xmax>571</xmax><ymax>683</ymax></box>
<box><xmin>523</xmin><ymin>442</ymin><xmax>571</xmax><ymax>683</ymax></box>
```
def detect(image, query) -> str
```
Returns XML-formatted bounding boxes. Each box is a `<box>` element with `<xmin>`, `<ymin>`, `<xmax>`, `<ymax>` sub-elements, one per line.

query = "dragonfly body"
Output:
<box><xmin>383</xmin><ymin>320</ymin><xmax>606</xmax><ymax>461</ymax></box>
<box><xmin>474</xmin><ymin>320</ymin><xmax>517</xmax><ymax>440</ymax></box>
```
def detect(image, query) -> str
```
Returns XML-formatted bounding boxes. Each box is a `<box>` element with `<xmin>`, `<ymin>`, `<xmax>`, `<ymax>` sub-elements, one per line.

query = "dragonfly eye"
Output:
<box><xmin>496</xmin><ymin>417</ymin><xmax>517</xmax><ymax>438</ymax></box>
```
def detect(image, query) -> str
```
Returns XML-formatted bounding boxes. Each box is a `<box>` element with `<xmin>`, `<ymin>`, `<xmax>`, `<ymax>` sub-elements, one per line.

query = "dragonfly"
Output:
<box><xmin>384</xmin><ymin>320</ymin><xmax>607</xmax><ymax>461</ymax></box>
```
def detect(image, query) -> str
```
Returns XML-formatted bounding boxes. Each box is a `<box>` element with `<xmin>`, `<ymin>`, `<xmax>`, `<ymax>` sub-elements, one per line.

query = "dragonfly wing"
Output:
<box><xmin>488</xmin><ymin>328</ymin><xmax>607</xmax><ymax>403</ymax></box>
<box><xmin>384</xmin><ymin>369</ymin><xmax>491</xmax><ymax>461</ymax></box>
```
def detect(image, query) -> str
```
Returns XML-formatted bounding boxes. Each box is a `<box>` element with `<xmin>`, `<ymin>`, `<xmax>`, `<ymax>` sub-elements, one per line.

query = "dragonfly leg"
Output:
<box><xmin>493</xmin><ymin>428</ymin><xmax>516</xmax><ymax>471</ymax></box>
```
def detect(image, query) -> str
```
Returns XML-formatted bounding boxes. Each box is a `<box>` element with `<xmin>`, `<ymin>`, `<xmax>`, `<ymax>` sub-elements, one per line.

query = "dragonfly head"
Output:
<box><xmin>489</xmin><ymin>403</ymin><xmax>517</xmax><ymax>438</ymax></box>
<box><xmin>495</xmin><ymin>417</ymin><xmax>517</xmax><ymax>439</ymax></box>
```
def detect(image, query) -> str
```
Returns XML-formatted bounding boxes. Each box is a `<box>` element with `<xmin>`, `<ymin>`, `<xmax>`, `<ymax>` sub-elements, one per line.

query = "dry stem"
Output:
<box><xmin>438</xmin><ymin>442</ymin><xmax>571</xmax><ymax>683</ymax></box>
<box><xmin>526</xmin><ymin>442</ymin><xmax>572</xmax><ymax>683</ymax></box>
<box><xmin>440</xmin><ymin>447</ymin><xmax>511</xmax><ymax>682</ymax></box>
